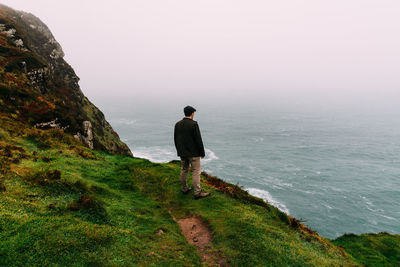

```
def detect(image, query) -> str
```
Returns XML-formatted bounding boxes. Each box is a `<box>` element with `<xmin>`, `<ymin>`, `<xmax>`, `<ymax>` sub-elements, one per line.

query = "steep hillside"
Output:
<box><xmin>332</xmin><ymin>232</ymin><xmax>400</xmax><ymax>267</ymax></box>
<box><xmin>0</xmin><ymin>115</ymin><xmax>356</xmax><ymax>266</ymax></box>
<box><xmin>0</xmin><ymin>4</ymin><xmax>131</xmax><ymax>156</ymax></box>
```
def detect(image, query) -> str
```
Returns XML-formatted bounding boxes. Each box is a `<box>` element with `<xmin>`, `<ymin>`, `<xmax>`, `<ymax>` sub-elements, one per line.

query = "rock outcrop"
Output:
<box><xmin>0</xmin><ymin>4</ymin><xmax>132</xmax><ymax>156</ymax></box>
<box><xmin>74</xmin><ymin>121</ymin><xmax>94</xmax><ymax>149</ymax></box>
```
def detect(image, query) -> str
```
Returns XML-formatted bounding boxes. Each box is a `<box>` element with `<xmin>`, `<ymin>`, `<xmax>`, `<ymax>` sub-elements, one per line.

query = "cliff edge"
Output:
<box><xmin>0</xmin><ymin>4</ymin><xmax>132</xmax><ymax>156</ymax></box>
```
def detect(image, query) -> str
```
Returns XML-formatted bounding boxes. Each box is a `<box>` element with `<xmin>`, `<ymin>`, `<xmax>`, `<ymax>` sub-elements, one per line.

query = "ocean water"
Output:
<box><xmin>100</xmin><ymin>101</ymin><xmax>400</xmax><ymax>238</ymax></box>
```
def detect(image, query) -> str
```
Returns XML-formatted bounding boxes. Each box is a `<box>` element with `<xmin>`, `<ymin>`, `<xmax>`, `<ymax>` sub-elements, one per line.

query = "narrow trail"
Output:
<box><xmin>169</xmin><ymin>212</ymin><xmax>228</xmax><ymax>266</ymax></box>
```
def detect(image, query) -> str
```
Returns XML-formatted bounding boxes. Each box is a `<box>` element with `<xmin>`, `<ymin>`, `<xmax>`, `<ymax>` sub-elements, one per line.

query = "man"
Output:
<box><xmin>174</xmin><ymin>106</ymin><xmax>210</xmax><ymax>199</ymax></box>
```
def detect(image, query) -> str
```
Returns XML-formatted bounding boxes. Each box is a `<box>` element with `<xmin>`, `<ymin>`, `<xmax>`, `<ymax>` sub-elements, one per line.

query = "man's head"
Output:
<box><xmin>184</xmin><ymin>106</ymin><xmax>196</xmax><ymax>118</ymax></box>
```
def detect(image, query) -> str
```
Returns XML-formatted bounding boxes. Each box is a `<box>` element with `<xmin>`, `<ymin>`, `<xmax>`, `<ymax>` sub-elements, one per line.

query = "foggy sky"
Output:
<box><xmin>2</xmin><ymin>0</ymin><xmax>400</xmax><ymax>108</ymax></box>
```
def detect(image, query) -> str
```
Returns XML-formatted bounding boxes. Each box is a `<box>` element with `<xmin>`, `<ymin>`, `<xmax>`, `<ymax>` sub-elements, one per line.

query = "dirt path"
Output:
<box><xmin>170</xmin><ymin>213</ymin><xmax>228</xmax><ymax>266</ymax></box>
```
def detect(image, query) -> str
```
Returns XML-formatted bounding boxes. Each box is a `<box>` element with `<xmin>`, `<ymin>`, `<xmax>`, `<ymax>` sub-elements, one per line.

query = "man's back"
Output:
<box><xmin>174</xmin><ymin>106</ymin><xmax>210</xmax><ymax>199</ymax></box>
<box><xmin>174</xmin><ymin>118</ymin><xmax>205</xmax><ymax>158</ymax></box>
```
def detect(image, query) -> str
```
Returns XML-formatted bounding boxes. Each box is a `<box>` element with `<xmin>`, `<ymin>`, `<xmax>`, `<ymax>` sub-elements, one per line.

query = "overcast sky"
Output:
<box><xmin>2</xmin><ymin>0</ymin><xmax>400</xmax><ymax>108</ymax></box>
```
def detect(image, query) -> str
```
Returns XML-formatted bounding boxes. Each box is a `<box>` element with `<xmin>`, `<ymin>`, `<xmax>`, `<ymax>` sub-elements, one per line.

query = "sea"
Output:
<box><xmin>96</xmin><ymin>98</ymin><xmax>400</xmax><ymax>239</ymax></box>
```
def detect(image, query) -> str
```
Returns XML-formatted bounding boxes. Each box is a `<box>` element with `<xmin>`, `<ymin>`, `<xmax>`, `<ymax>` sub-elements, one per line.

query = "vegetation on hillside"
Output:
<box><xmin>0</xmin><ymin>4</ymin><xmax>132</xmax><ymax>155</ymax></box>
<box><xmin>0</xmin><ymin>114</ymin><xmax>360</xmax><ymax>266</ymax></box>
<box><xmin>332</xmin><ymin>232</ymin><xmax>400</xmax><ymax>267</ymax></box>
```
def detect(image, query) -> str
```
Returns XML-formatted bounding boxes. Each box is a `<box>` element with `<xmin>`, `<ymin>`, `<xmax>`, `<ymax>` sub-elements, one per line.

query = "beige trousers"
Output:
<box><xmin>180</xmin><ymin>157</ymin><xmax>201</xmax><ymax>195</ymax></box>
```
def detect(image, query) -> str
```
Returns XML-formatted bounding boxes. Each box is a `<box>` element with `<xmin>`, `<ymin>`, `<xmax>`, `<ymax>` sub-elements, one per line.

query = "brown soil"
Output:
<box><xmin>171</xmin><ymin>213</ymin><xmax>228</xmax><ymax>266</ymax></box>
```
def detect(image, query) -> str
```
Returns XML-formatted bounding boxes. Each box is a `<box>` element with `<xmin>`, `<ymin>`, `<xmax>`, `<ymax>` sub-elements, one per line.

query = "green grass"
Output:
<box><xmin>332</xmin><ymin>233</ymin><xmax>400</xmax><ymax>267</ymax></box>
<box><xmin>0</xmin><ymin>118</ymin><xmax>393</xmax><ymax>266</ymax></box>
<box><xmin>0</xmin><ymin>124</ymin><xmax>200</xmax><ymax>266</ymax></box>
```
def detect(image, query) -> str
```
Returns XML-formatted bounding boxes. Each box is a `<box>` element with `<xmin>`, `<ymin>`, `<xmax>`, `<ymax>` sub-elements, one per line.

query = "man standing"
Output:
<box><xmin>174</xmin><ymin>106</ymin><xmax>210</xmax><ymax>199</ymax></box>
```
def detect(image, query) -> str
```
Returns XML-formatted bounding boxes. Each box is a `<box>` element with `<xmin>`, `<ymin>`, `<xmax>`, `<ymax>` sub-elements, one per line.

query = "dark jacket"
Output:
<box><xmin>174</xmin><ymin>118</ymin><xmax>205</xmax><ymax>158</ymax></box>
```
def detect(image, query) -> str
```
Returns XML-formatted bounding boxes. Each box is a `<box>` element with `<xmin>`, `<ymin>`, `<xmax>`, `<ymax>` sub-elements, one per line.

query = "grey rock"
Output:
<box><xmin>34</xmin><ymin>118</ymin><xmax>68</xmax><ymax>130</ymax></box>
<box><xmin>74</xmin><ymin>121</ymin><xmax>94</xmax><ymax>149</ymax></box>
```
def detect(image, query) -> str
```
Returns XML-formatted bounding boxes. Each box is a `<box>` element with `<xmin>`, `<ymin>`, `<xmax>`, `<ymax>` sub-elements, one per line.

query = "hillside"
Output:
<box><xmin>332</xmin><ymin>232</ymin><xmax>400</xmax><ymax>267</ymax></box>
<box><xmin>0</xmin><ymin>4</ymin><xmax>131</xmax><ymax>156</ymax></box>
<box><xmin>0</xmin><ymin>4</ymin><xmax>398</xmax><ymax>267</ymax></box>
<box><xmin>0</xmin><ymin>114</ymin><xmax>356</xmax><ymax>266</ymax></box>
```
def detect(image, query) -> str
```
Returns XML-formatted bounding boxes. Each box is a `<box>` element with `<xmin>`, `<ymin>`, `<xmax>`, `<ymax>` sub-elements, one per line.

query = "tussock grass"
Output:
<box><xmin>0</xmin><ymin>127</ymin><xmax>9</xmax><ymax>140</ymax></box>
<box><xmin>332</xmin><ymin>232</ymin><xmax>400</xmax><ymax>267</ymax></box>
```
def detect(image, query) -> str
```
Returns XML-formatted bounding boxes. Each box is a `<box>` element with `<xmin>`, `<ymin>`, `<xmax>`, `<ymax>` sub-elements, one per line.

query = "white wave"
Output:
<box><xmin>380</xmin><ymin>214</ymin><xmax>397</xmax><ymax>221</ymax></box>
<box><xmin>359</xmin><ymin>195</ymin><xmax>385</xmax><ymax>213</ymax></box>
<box><xmin>360</xmin><ymin>195</ymin><xmax>373</xmax><ymax>206</ymax></box>
<box><xmin>202</xmin><ymin>148</ymin><xmax>219</xmax><ymax>163</ymax></box>
<box><xmin>263</xmin><ymin>175</ymin><xmax>293</xmax><ymax>189</ymax></box>
<box><xmin>110</xmin><ymin>118</ymin><xmax>137</xmax><ymax>125</ymax></box>
<box><xmin>361</xmin><ymin>195</ymin><xmax>374</xmax><ymax>209</ymax></box>
<box><xmin>247</xmin><ymin>187</ymin><xmax>290</xmax><ymax>214</ymax></box>
<box><xmin>133</xmin><ymin>146</ymin><xmax>219</xmax><ymax>164</ymax></box>
<box><xmin>254</xmin><ymin>137</ymin><xmax>264</xmax><ymax>142</ymax></box>
<box><xmin>133</xmin><ymin>146</ymin><xmax>175</xmax><ymax>163</ymax></box>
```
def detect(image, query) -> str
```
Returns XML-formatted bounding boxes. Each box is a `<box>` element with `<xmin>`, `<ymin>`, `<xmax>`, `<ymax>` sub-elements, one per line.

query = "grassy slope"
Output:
<box><xmin>332</xmin><ymin>233</ymin><xmax>400</xmax><ymax>267</ymax></box>
<box><xmin>0</xmin><ymin>116</ymin><xmax>362</xmax><ymax>266</ymax></box>
<box><xmin>0</xmin><ymin>117</ymin><xmax>200</xmax><ymax>266</ymax></box>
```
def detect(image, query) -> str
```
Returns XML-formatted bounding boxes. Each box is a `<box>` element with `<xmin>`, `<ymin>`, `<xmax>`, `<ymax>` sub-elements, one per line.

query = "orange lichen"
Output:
<box><xmin>4</xmin><ymin>72</ymin><xmax>25</xmax><ymax>87</ymax></box>
<box><xmin>37</xmin><ymin>96</ymin><xmax>56</xmax><ymax>110</ymax></box>
<box><xmin>0</xmin><ymin>35</ymin><xmax>7</xmax><ymax>46</ymax></box>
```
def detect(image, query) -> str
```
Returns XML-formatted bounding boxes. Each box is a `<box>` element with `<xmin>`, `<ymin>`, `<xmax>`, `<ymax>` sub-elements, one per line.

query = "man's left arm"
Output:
<box><xmin>174</xmin><ymin>124</ymin><xmax>178</xmax><ymax>152</ymax></box>
<box><xmin>194</xmin><ymin>123</ymin><xmax>205</xmax><ymax>157</ymax></box>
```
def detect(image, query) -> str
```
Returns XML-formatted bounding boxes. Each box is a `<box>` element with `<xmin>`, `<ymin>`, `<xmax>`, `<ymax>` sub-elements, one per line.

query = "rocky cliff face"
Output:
<box><xmin>0</xmin><ymin>4</ymin><xmax>132</xmax><ymax>156</ymax></box>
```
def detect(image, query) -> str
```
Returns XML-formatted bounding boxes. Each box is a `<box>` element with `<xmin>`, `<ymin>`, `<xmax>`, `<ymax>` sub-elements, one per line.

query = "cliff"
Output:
<box><xmin>0</xmin><ymin>4</ymin><xmax>132</xmax><ymax>156</ymax></box>
<box><xmin>0</xmin><ymin>4</ymin><xmax>398</xmax><ymax>267</ymax></box>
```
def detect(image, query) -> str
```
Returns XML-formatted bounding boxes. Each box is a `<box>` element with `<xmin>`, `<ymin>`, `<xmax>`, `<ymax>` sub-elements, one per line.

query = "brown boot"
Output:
<box><xmin>194</xmin><ymin>191</ymin><xmax>210</xmax><ymax>200</ymax></box>
<box><xmin>182</xmin><ymin>187</ymin><xmax>192</xmax><ymax>194</ymax></box>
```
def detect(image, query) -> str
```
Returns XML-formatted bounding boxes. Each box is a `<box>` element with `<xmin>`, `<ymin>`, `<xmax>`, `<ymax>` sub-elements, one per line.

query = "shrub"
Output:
<box><xmin>70</xmin><ymin>146</ymin><xmax>96</xmax><ymax>159</ymax></box>
<box><xmin>25</xmin><ymin>128</ymin><xmax>76</xmax><ymax>149</ymax></box>
<box><xmin>0</xmin><ymin>158</ymin><xmax>10</xmax><ymax>174</ymax></box>
<box><xmin>0</xmin><ymin>128</ymin><xmax>10</xmax><ymax>140</ymax></box>
<box><xmin>68</xmin><ymin>194</ymin><xmax>109</xmax><ymax>224</ymax></box>
<box><xmin>25</xmin><ymin>128</ymin><xmax>52</xmax><ymax>149</ymax></box>
<box><xmin>25</xmin><ymin>169</ymin><xmax>62</xmax><ymax>185</ymax></box>
<box><xmin>68</xmin><ymin>194</ymin><xmax>100</xmax><ymax>211</ymax></box>
<box><xmin>0</xmin><ymin>182</ymin><xmax>6</xmax><ymax>192</ymax></box>
<box><xmin>41</xmin><ymin>157</ymin><xmax>52</xmax><ymax>163</ymax></box>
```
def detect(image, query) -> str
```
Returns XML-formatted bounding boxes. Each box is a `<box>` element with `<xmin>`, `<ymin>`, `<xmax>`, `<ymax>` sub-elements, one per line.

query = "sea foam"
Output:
<box><xmin>203</xmin><ymin>148</ymin><xmax>219</xmax><ymax>163</ymax></box>
<box><xmin>247</xmin><ymin>187</ymin><xmax>290</xmax><ymax>214</ymax></box>
<box><xmin>133</xmin><ymin>146</ymin><xmax>219</xmax><ymax>164</ymax></box>
<box><xmin>133</xmin><ymin>146</ymin><xmax>175</xmax><ymax>163</ymax></box>
<box><xmin>110</xmin><ymin>118</ymin><xmax>137</xmax><ymax>125</ymax></box>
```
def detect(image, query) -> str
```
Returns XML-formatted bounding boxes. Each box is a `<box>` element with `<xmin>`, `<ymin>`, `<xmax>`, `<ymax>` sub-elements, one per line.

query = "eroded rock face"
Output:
<box><xmin>0</xmin><ymin>4</ymin><xmax>133</xmax><ymax>156</ymax></box>
<box><xmin>35</xmin><ymin>118</ymin><xmax>68</xmax><ymax>130</ymax></box>
<box><xmin>74</xmin><ymin>121</ymin><xmax>94</xmax><ymax>149</ymax></box>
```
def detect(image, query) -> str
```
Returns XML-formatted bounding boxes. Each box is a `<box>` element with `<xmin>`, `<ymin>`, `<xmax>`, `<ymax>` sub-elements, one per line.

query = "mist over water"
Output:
<box><xmin>96</xmin><ymin>95</ymin><xmax>400</xmax><ymax>238</ymax></box>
